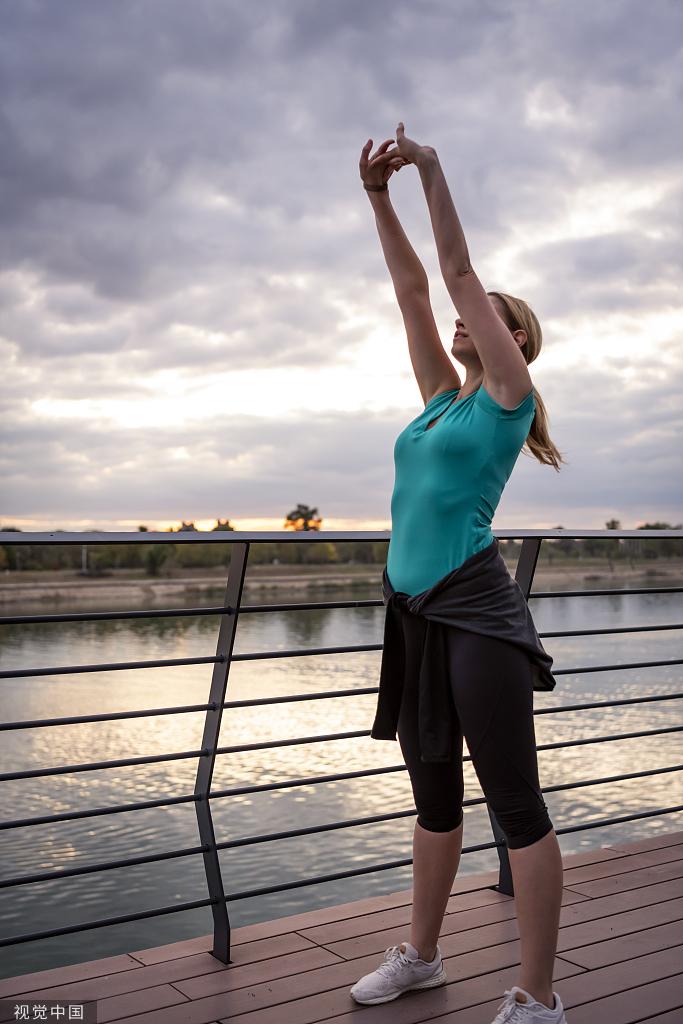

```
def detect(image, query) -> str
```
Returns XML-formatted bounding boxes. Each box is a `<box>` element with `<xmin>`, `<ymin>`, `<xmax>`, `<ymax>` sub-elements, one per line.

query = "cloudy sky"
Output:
<box><xmin>1</xmin><ymin>0</ymin><xmax>681</xmax><ymax>533</ymax></box>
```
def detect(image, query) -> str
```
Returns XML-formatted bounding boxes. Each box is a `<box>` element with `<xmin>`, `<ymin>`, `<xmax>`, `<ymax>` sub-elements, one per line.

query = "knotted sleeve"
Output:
<box><xmin>370</xmin><ymin>594</ymin><xmax>405</xmax><ymax>741</ymax></box>
<box><xmin>417</xmin><ymin>618</ymin><xmax>455</xmax><ymax>763</ymax></box>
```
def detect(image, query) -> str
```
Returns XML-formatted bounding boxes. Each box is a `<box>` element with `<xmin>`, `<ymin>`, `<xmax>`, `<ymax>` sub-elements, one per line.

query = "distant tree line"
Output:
<box><xmin>0</xmin><ymin>511</ymin><xmax>680</xmax><ymax>577</ymax></box>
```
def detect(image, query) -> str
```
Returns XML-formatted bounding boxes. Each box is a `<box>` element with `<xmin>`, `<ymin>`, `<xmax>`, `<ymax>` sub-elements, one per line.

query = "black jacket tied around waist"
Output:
<box><xmin>371</xmin><ymin>537</ymin><xmax>556</xmax><ymax>763</ymax></box>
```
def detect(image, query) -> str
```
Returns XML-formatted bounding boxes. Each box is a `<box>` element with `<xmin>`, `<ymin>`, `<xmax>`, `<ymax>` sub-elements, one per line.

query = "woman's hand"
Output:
<box><xmin>395</xmin><ymin>121</ymin><xmax>433</xmax><ymax>165</ymax></box>
<box><xmin>359</xmin><ymin>137</ymin><xmax>408</xmax><ymax>189</ymax></box>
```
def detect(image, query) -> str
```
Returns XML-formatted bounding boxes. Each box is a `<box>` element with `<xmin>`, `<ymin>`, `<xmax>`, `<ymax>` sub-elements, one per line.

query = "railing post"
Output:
<box><xmin>194</xmin><ymin>541</ymin><xmax>249</xmax><ymax>964</ymax></box>
<box><xmin>486</xmin><ymin>806</ymin><xmax>513</xmax><ymax>896</ymax></box>
<box><xmin>488</xmin><ymin>537</ymin><xmax>543</xmax><ymax>897</ymax></box>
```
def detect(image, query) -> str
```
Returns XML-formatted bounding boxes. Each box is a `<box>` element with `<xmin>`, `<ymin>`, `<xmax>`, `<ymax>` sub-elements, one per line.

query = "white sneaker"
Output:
<box><xmin>349</xmin><ymin>940</ymin><xmax>446</xmax><ymax>1005</ymax></box>
<box><xmin>490</xmin><ymin>985</ymin><xmax>567</xmax><ymax>1022</ymax></box>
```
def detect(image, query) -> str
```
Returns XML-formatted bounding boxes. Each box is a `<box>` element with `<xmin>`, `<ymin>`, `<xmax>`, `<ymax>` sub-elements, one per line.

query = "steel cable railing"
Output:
<box><xmin>0</xmin><ymin>528</ymin><xmax>681</xmax><ymax>965</ymax></box>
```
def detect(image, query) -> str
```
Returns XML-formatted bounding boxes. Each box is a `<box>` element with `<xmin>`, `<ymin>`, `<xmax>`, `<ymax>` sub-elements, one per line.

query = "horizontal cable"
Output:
<box><xmin>529</xmin><ymin>585</ymin><xmax>683</xmax><ymax>599</ymax></box>
<box><xmin>1</xmin><ymin>802</ymin><xmax>681</xmax><ymax>946</ymax></box>
<box><xmin>2</xmin><ymin>639</ymin><xmax>680</xmax><ymax>684</ymax></box>
<box><xmin>215</xmin><ymin>722</ymin><xmax>683</xmax><ymax>757</ymax></box>
<box><xmin>0</xmin><ymin>598</ymin><xmax>383</xmax><ymax>625</ymax></box>
<box><xmin>219</xmin><ymin>686</ymin><xmax>683</xmax><ymax>713</ymax></box>
<box><xmin>4</xmin><ymin>594</ymin><xmax>678</xmax><ymax>629</ymax></box>
<box><xmin>536</xmin><ymin>725</ymin><xmax>683</xmax><ymax>752</ymax></box>
<box><xmin>0</xmin><ymin>654</ymin><xmax>224</xmax><ymax>680</ymax></box>
<box><xmin>0</xmin><ymin>747</ymin><xmax>208</xmax><ymax>783</ymax></box>
<box><xmin>540</xmin><ymin>622</ymin><xmax>683</xmax><ymax>637</ymax></box>
<box><xmin>218</xmin><ymin>728</ymin><xmax>368</xmax><ymax>755</ymax></box>
<box><xmin>534</xmin><ymin>692</ymin><xmax>683</xmax><ymax>714</ymax></box>
<box><xmin>543</xmin><ymin>764</ymin><xmax>682</xmax><ymax>795</ymax></box>
<box><xmin>0</xmin><ymin>895</ymin><xmax>217</xmax><ymax>948</ymax></box>
<box><xmin>233</xmin><ymin>648</ymin><xmax>683</xmax><ymax>674</ymax></box>
<box><xmin>238</xmin><ymin>590</ymin><xmax>683</xmax><ymax>609</ymax></box>
<box><xmin>3</xmin><ymin>751</ymin><xmax>679</xmax><ymax>834</ymax></box>
<box><xmin>1</xmin><ymin>684</ymin><xmax>679</xmax><ymax>736</ymax></box>
<box><xmin>211</xmin><ymin>758</ymin><xmax>682</xmax><ymax>802</ymax></box>
<box><xmin>0</xmin><ymin>605</ymin><xmax>234</xmax><ymax>625</ymax></box>
<box><xmin>0</xmin><ymin>841</ymin><xmax>209</xmax><ymax>889</ymax></box>
<box><xmin>0</xmin><ymin>791</ymin><xmax>199</xmax><ymax>832</ymax></box>
<box><xmin>222</xmin><ymin>685</ymin><xmax>375</xmax><ymax>710</ymax></box>
<box><xmin>220</xmin><ymin>804</ymin><xmax>683</xmax><ymax>902</ymax></box>
<box><xmin>0</xmin><ymin>702</ymin><xmax>216</xmax><ymax>732</ymax></box>
<box><xmin>3</xmin><ymin>717</ymin><xmax>680</xmax><ymax>784</ymax></box>
<box><xmin>2</xmin><ymin>529</ymin><xmax>680</xmax><ymax>543</ymax></box>
<box><xmin>212</xmin><ymin>764</ymin><xmax>402</xmax><ymax>799</ymax></box>
<box><xmin>231</xmin><ymin>642</ymin><xmax>380</xmax><ymax>661</ymax></box>
<box><xmin>239</xmin><ymin>598</ymin><xmax>381</xmax><ymax>612</ymax></box>
<box><xmin>214</xmin><ymin>766</ymin><xmax>683</xmax><ymax>852</ymax></box>
<box><xmin>215</xmin><ymin>809</ymin><xmax>449</xmax><ymax>853</ymax></box>
<box><xmin>230</xmin><ymin>648</ymin><xmax>682</xmax><ymax>669</ymax></box>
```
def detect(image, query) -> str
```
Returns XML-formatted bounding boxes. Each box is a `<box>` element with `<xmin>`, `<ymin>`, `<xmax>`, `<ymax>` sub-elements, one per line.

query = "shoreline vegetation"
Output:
<box><xmin>1</xmin><ymin>557</ymin><xmax>681</xmax><ymax>606</ymax></box>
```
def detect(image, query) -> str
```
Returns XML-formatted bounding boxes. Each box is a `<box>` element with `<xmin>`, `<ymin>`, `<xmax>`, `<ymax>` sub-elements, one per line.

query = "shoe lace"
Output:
<box><xmin>376</xmin><ymin>944</ymin><xmax>412</xmax><ymax>978</ymax></box>
<box><xmin>491</xmin><ymin>989</ymin><xmax>531</xmax><ymax>1023</ymax></box>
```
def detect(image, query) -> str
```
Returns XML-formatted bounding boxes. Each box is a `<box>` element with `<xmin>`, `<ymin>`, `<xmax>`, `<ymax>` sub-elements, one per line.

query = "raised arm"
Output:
<box><xmin>395</xmin><ymin>124</ymin><xmax>530</xmax><ymax>392</ymax></box>
<box><xmin>360</xmin><ymin>139</ymin><xmax>460</xmax><ymax>403</ymax></box>
<box><xmin>365</xmin><ymin>186</ymin><xmax>429</xmax><ymax>294</ymax></box>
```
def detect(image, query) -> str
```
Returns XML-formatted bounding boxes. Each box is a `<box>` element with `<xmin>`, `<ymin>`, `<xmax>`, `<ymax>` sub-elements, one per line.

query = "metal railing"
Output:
<box><xmin>0</xmin><ymin>528</ymin><xmax>681</xmax><ymax>965</ymax></box>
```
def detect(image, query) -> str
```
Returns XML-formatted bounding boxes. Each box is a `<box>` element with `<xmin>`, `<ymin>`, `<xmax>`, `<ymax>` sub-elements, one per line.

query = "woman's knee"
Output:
<box><xmin>417</xmin><ymin>807</ymin><xmax>464</xmax><ymax>833</ymax></box>
<box><xmin>411</xmin><ymin>777</ymin><xmax>464</xmax><ymax>833</ymax></box>
<box><xmin>494</xmin><ymin>802</ymin><xmax>554</xmax><ymax>849</ymax></box>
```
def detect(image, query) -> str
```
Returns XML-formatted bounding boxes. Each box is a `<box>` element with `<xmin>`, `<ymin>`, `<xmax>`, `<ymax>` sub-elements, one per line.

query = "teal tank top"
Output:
<box><xmin>386</xmin><ymin>382</ymin><xmax>536</xmax><ymax>596</ymax></box>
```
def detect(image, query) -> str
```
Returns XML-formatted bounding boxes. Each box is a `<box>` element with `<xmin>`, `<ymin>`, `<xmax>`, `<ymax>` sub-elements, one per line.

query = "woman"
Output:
<box><xmin>350</xmin><ymin>124</ymin><xmax>568</xmax><ymax>1024</ymax></box>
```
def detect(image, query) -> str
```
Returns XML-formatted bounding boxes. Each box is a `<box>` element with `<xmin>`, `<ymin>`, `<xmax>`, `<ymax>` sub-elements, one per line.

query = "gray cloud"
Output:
<box><xmin>1</xmin><ymin>0</ymin><xmax>682</xmax><ymax>528</ymax></box>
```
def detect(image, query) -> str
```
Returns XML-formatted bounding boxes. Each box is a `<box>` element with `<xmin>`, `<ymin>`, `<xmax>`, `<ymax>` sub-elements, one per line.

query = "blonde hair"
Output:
<box><xmin>487</xmin><ymin>290</ymin><xmax>567</xmax><ymax>472</ymax></box>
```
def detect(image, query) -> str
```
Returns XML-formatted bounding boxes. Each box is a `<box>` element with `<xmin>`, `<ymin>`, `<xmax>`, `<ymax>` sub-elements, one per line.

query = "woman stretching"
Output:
<box><xmin>351</xmin><ymin>124</ymin><xmax>568</xmax><ymax>1024</ymax></box>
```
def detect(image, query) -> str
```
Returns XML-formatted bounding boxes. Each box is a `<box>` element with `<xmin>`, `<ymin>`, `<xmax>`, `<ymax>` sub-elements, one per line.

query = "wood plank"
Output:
<box><xmin>403</xmin><ymin>949</ymin><xmax>683</xmax><ymax>1024</ymax></box>
<box><xmin>0</xmin><ymin>954</ymin><xmax>142</xmax><ymax>1000</ymax></box>
<box><xmin>558</xmin><ymin>877</ymin><xmax>683</xmax><ymax>928</ymax></box>
<box><xmin>554</xmin><ymin>844</ymin><xmax>627</xmax><ymax>868</ymax></box>
<box><xmin>558</xmin><ymin>896</ymin><xmax>683</xmax><ymax>965</ymax></box>
<box><xmin>203</xmin><ymin>943</ymin><xmax>682</xmax><ymax>1024</ymax></box>
<box><xmin>95</xmin><ymin>982</ymin><xmax>189</xmax><ymax>1024</ymax></box>
<box><xmin>121</xmin><ymin>839</ymin><xmax>674</xmax><ymax>964</ymax></box>
<box><xmin>551</xmin><ymin>945</ymin><xmax>683</xmax><ymax>1013</ymax></box>
<box><xmin>212</xmin><ymin>958</ymin><xmax>583</xmax><ymax>1024</ymax></box>
<box><xmin>173</xmin><ymin>947</ymin><xmax>342</xmax><ymax>1001</ymax></box>
<box><xmin>7</xmin><ymin>880</ymin><xmax>675</xmax><ymax>1015</ymax></box>
<box><xmin>604</xmin><ymin>831</ymin><xmax>683</xmax><ymax>855</ymax></box>
<box><xmin>425</xmin><ymin>972</ymin><xmax>683</xmax><ymax>1024</ymax></box>
<box><xmin>561</xmin><ymin>846</ymin><xmax>683</xmax><ymax>887</ymax></box>
<box><xmin>129</xmin><ymin>929</ymin><xmax>317</xmax><ymax>968</ymax></box>
<box><xmin>0</xmin><ymin>946</ymin><xmax>340</xmax><ymax>1018</ymax></box>
<box><xmin>3</xmin><ymin>833</ymin><xmax>683</xmax><ymax>1024</ymax></box>
<box><xmin>561</xmin><ymin>973</ymin><xmax>683</xmax><ymax>1024</ymax></box>
<box><xmin>298</xmin><ymin>887</ymin><xmax>512</xmax><ymax>947</ymax></box>
<box><xmin>562</xmin><ymin>918</ymin><xmax>683</xmax><ymax>969</ymax></box>
<box><xmin>564</xmin><ymin>858</ymin><xmax>683</xmax><ymax>899</ymax></box>
<box><xmin>127</xmin><ymin>870</ymin><xmax>502</xmax><ymax>965</ymax></box>
<box><xmin>88</xmin><ymin>920</ymin><xmax>580</xmax><ymax>1024</ymax></box>
<box><xmin>318</xmin><ymin>886</ymin><xmax>586</xmax><ymax>963</ymax></box>
<box><xmin>153</xmin><ymin>883</ymin><xmax>683</xmax><ymax>1013</ymax></box>
<box><xmin>636</xmin><ymin>1011</ymin><xmax>683</xmax><ymax>1023</ymax></box>
<box><xmin>198</xmin><ymin>927</ymin><xmax>579</xmax><ymax>1024</ymax></box>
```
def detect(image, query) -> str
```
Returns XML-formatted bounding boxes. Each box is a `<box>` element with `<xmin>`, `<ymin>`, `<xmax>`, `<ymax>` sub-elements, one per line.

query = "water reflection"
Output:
<box><xmin>0</xmin><ymin>578</ymin><xmax>681</xmax><ymax>980</ymax></box>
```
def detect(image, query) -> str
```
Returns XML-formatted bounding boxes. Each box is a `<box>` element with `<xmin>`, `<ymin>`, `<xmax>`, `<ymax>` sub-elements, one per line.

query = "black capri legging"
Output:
<box><xmin>397</xmin><ymin>623</ymin><xmax>554</xmax><ymax>850</ymax></box>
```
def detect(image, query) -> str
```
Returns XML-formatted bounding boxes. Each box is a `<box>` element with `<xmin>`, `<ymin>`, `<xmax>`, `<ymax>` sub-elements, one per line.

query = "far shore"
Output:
<box><xmin>0</xmin><ymin>558</ymin><xmax>680</xmax><ymax>606</ymax></box>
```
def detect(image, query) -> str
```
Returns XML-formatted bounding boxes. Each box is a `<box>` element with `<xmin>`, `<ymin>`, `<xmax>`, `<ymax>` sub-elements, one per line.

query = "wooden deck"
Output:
<box><xmin>1</xmin><ymin>830</ymin><xmax>682</xmax><ymax>1023</ymax></box>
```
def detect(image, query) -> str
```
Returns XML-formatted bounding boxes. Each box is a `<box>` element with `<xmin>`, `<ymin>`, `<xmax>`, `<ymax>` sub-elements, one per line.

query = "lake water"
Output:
<box><xmin>0</xmin><ymin>574</ymin><xmax>681</xmax><ymax>981</ymax></box>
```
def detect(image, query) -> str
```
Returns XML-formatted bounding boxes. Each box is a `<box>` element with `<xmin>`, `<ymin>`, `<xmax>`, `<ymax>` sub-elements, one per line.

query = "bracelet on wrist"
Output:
<box><xmin>363</xmin><ymin>182</ymin><xmax>388</xmax><ymax>192</ymax></box>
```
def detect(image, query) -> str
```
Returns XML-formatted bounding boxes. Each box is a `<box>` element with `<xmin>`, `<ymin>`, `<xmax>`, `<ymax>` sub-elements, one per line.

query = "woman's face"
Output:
<box><xmin>452</xmin><ymin>294</ymin><xmax>505</xmax><ymax>352</ymax></box>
